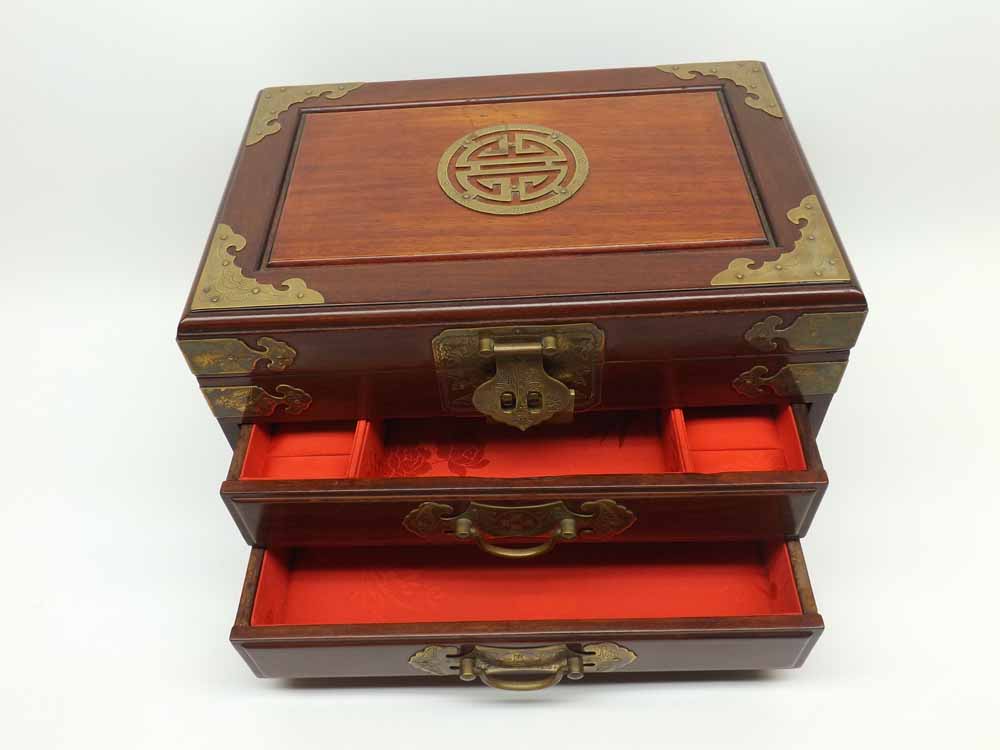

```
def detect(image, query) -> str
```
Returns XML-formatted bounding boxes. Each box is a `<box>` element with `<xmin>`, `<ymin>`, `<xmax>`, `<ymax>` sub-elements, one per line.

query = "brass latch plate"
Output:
<box><xmin>432</xmin><ymin>324</ymin><xmax>604</xmax><ymax>430</ymax></box>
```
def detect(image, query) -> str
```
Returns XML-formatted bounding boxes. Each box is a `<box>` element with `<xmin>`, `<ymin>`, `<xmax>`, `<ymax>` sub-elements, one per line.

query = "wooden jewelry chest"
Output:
<box><xmin>178</xmin><ymin>62</ymin><xmax>866</xmax><ymax>690</ymax></box>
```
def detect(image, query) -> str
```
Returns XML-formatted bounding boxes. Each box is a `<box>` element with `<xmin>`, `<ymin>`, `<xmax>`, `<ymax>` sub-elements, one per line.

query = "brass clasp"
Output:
<box><xmin>432</xmin><ymin>324</ymin><xmax>604</xmax><ymax>431</ymax></box>
<box><xmin>473</xmin><ymin>334</ymin><xmax>573</xmax><ymax>431</ymax></box>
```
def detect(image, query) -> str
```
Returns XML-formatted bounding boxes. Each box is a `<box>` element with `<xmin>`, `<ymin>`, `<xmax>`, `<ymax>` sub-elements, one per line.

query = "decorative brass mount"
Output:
<box><xmin>712</xmin><ymin>195</ymin><xmax>850</xmax><ymax>286</ymax></box>
<box><xmin>732</xmin><ymin>362</ymin><xmax>848</xmax><ymax>398</ymax></box>
<box><xmin>437</xmin><ymin>124</ymin><xmax>589</xmax><ymax>215</ymax></box>
<box><xmin>656</xmin><ymin>61</ymin><xmax>782</xmax><ymax>118</ymax></box>
<box><xmin>246</xmin><ymin>83</ymin><xmax>364</xmax><ymax>146</ymax></box>
<box><xmin>200</xmin><ymin>384</ymin><xmax>312</xmax><ymax>417</ymax></box>
<box><xmin>403</xmin><ymin>499</ymin><xmax>635</xmax><ymax>559</ymax></box>
<box><xmin>192</xmin><ymin>224</ymin><xmax>324</xmax><ymax>310</ymax></box>
<box><xmin>432</xmin><ymin>324</ymin><xmax>604</xmax><ymax>431</ymax></box>
<box><xmin>745</xmin><ymin>312</ymin><xmax>866</xmax><ymax>353</ymax></box>
<box><xmin>179</xmin><ymin>336</ymin><xmax>296</xmax><ymax>376</ymax></box>
<box><xmin>409</xmin><ymin>643</ymin><xmax>637</xmax><ymax>690</ymax></box>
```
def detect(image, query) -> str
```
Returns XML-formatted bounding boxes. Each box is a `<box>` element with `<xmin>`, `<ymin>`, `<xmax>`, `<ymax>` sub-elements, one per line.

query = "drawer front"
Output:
<box><xmin>221</xmin><ymin>405</ymin><xmax>827</xmax><ymax>549</ymax></box>
<box><xmin>230</xmin><ymin>541</ymin><xmax>823</xmax><ymax>684</ymax></box>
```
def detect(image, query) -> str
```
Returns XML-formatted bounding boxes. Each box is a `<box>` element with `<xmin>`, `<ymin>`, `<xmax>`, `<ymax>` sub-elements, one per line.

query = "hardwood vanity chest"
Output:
<box><xmin>178</xmin><ymin>62</ymin><xmax>866</xmax><ymax>690</ymax></box>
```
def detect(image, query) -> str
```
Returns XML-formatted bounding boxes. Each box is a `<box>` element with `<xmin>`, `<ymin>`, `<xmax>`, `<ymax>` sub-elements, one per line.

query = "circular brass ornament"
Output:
<box><xmin>437</xmin><ymin>124</ymin><xmax>589</xmax><ymax>215</ymax></box>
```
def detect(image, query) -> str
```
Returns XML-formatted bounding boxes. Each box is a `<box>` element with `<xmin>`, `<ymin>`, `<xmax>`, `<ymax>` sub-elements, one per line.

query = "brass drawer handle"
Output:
<box><xmin>403</xmin><ymin>499</ymin><xmax>635</xmax><ymax>559</ymax></box>
<box><xmin>409</xmin><ymin>643</ymin><xmax>637</xmax><ymax>691</ymax></box>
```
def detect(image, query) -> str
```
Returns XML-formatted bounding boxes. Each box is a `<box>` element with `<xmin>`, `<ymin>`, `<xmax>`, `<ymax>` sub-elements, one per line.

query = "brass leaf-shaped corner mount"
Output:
<box><xmin>246</xmin><ymin>83</ymin><xmax>364</xmax><ymax>145</ymax></box>
<box><xmin>179</xmin><ymin>336</ymin><xmax>297</xmax><ymax>376</ymax></box>
<box><xmin>732</xmin><ymin>362</ymin><xmax>848</xmax><ymax>399</ymax></box>
<box><xmin>191</xmin><ymin>224</ymin><xmax>324</xmax><ymax>310</ymax></box>
<box><xmin>200</xmin><ymin>384</ymin><xmax>312</xmax><ymax>418</ymax></box>
<box><xmin>712</xmin><ymin>195</ymin><xmax>850</xmax><ymax>286</ymax></box>
<box><xmin>657</xmin><ymin>61</ymin><xmax>782</xmax><ymax>118</ymax></box>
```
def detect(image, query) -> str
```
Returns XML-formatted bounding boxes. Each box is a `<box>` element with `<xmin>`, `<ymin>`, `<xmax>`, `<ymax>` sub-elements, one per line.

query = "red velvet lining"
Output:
<box><xmin>250</xmin><ymin>542</ymin><xmax>802</xmax><ymax>626</ymax></box>
<box><xmin>240</xmin><ymin>406</ymin><xmax>805</xmax><ymax>480</ymax></box>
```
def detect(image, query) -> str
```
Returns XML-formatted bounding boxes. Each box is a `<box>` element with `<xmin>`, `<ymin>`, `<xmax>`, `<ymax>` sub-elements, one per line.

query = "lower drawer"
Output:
<box><xmin>230</xmin><ymin>539</ymin><xmax>823</xmax><ymax>688</ymax></box>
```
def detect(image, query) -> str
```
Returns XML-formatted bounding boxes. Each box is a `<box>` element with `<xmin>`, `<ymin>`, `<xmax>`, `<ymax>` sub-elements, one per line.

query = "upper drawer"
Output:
<box><xmin>221</xmin><ymin>403</ymin><xmax>827</xmax><ymax>551</ymax></box>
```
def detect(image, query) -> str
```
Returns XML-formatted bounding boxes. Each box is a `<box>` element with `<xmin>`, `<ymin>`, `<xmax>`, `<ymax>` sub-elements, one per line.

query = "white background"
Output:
<box><xmin>3</xmin><ymin>0</ymin><xmax>998</xmax><ymax>747</ymax></box>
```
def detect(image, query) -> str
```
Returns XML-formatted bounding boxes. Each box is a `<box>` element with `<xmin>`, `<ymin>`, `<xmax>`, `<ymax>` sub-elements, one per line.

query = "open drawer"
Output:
<box><xmin>231</xmin><ymin>539</ymin><xmax>823</xmax><ymax>685</ymax></box>
<box><xmin>221</xmin><ymin>404</ymin><xmax>827</xmax><ymax>551</ymax></box>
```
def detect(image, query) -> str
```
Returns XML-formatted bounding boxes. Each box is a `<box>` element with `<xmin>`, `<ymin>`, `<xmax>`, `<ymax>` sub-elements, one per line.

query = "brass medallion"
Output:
<box><xmin>437</xmin><ymin>124</ymin><xmax>589</xmax><ymax>215</ymax></box>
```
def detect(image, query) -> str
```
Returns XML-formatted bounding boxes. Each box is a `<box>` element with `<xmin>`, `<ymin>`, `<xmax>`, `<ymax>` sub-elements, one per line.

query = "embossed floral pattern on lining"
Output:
<box><xmin>379</xmin><ymin>424</ymin><xmax>492</xmax><ymax>477</ymax></box>
<box><xmin>379</xmin><ymin>445</ymin><xmax>434</xmax><ymax>477</ymax></box>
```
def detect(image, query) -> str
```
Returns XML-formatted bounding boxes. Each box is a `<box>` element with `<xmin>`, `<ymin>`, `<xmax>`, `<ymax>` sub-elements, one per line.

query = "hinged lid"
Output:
<box><xmin>178</xmin><ymin>63</ymin><xmax>866</xmax><ymax>430</ymax></box>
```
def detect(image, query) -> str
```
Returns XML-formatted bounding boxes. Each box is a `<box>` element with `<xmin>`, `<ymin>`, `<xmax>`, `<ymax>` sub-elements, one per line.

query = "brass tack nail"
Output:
<box><xmin>815</xmin><ymin>271</ymin><xmax>823</xmax><ymax>276</ymax></box>
<box><xmin>221</xmin><ymin>261</ymin><xmax>230</xmax><ymax>266</ymax></box>
<box><xmin>202</xmin><ymin>287</ymin><xmax>211</xmax><ymax>293</ymax></box>
<box><xmin>280</xmin><ymin>87</ymin><xmax>287</xmax><ymax>92</ymax></box>
<box><xmin>210</xmin><ymin>296</ymin><xmax>219</xmax><ymax>302</ymax></box>
<box><xmin>252</xmin><ymin>288</ymin><xmax>260</xmax><ymax>294</ymax></box>
<box><xmin>736</xmin><ymin>273</ymin><xmax>745</xmax><ymax>279</ymax></box>
<box><xmin>805</xmin><ymin>203</ymin><xmax>813</xmax><ymax>209</ymax></box>
<box><xmin>296</xmin><ymin>292</ymin><xmax>305</xmax><ymax>299</ymax></box>
<box><xmin>809</xmin><ymin>235</ymin><xmax>816</xmax><ymax>240</ymax></box>
<box><xmin>775</xmin><ymin>264</ymin><xmax>783</xmax><ymax>270</ymax></box>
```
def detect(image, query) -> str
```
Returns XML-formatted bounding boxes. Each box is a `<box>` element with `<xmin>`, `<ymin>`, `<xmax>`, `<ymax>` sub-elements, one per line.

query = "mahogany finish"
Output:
<box><xmin>173</xmin><ymin>64</ymin><xmax>866</xmax><ymax>685</ymax></box>
<box><xmin>271</xmin><ymin>92</ymin><xmax>765</xmax><ymax>265</ymax></box>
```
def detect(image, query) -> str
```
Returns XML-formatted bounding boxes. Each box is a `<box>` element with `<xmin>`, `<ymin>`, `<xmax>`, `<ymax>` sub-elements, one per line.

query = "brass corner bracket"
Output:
<box><xmin>246</xmin><ymin>83</ymin><xmax>364</xmax><ymax>146</ymax></box>
<box><xmin>179</xmin><ymin>336</ymin><xmax>297</xmax><ymax>376</ymax></box>
<box><xmin>191</xmin><ymin>224</ymin><xmax>324</xmax><ymax>311</ymax></box>
<box><xmin>200</xmin><ymin>384</ymin><xmax>312</xmax><ymax>418</ymax></box>
<box><xmin>712</xmin><ymin>195</ymin><xmax>850</xmax><ymax>287</ymax></box>
<box><xmin>745</xmin><ymin>312</ymin><xmax>866</xmax><ymax>353</ymax></box>
<box><xmin>733</xmin><ymin>361</ymin><xmax>848</xmax><ymax>399</ymax></box>
<box><xmin>657</xmin><ymin>61</ymin><xmax>782</xmax><ymax>118</ymax></box>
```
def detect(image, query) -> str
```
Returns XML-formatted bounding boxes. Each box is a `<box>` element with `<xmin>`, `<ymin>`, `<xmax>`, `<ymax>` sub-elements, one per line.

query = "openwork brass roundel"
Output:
<box><xmin>437</xmin><ymin>124</ymin><xmax>589</xmax><ymax>216</ymax></box>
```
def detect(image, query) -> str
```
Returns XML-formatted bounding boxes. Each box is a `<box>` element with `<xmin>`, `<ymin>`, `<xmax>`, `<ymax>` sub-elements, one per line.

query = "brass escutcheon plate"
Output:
<box><xmin>437</xmin><ymin>124</ymin><xmax>589</xmax><ymax>215</ymax></box>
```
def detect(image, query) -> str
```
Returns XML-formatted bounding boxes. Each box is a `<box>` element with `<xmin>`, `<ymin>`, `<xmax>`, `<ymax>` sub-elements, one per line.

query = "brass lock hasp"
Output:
<box><xmin>432</xmin><ymin>324</ymin><xmax>604</xmax><ymax>431</ymax></box>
